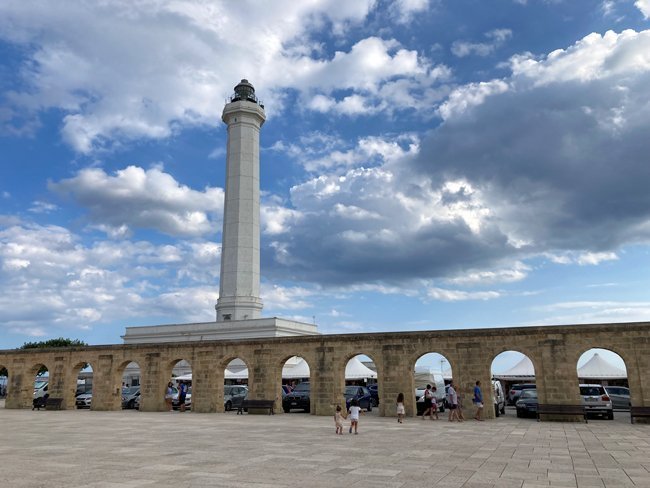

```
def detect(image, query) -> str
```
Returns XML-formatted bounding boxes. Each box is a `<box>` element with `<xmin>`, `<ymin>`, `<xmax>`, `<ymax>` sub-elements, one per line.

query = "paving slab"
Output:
<box><xmin>0</xmin><ymin>406</ymin><xmax>649</xmax><ymax>487</ymax></box>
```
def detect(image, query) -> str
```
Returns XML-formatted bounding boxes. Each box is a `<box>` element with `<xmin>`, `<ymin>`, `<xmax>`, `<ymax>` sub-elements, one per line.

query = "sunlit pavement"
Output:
<box><xmin>1</xmin><ymin>401</ymin><xmax>649</xmax><ymax>488</ymax></box>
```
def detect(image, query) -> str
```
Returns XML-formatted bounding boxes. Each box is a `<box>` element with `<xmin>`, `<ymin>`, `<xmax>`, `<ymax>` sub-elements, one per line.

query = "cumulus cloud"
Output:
<box><xmin>0</xmin><ymin>0</ymin><xmax>443</xmax><ymax>152</ymax></box>
<box><xmin>49</xmin><ymin>165</ymin><xmax>224</xmax><ymax>237</ymax></box>
<box><xmin>258</xmin><ymin>29</ymin><xmax>650</xmax><ymax>289</ymax></box>
<box><xmin>0</xmin><ymin>220</ymin><xmax>221</xmax><ymax>335</ymax></box>
<box><xmin>637</xmin><ymin>0</ymin><xmax>650</xmax><ymax>18</ymax></box>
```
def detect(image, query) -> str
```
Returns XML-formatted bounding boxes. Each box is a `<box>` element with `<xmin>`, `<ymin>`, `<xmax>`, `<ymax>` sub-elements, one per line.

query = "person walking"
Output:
<box><xmin>447</xmin><ymin>381</ymin><xmax>460</xmax><ymax>422</ymax></box>
<box><xmin>334</xmin><ymin>405</ymin><xmax>346</xmax><ymax>434</ymax></box>
<box><xmin>421</xmin><ymin>384</ymin><xmax>434</xmax><ymax>420</ymax></box>
<box><xmin>164</xmin><ymin>381</ymin><xmax>174</xmax><ymax>412</ymax></box>
<box><xmin>473</xmin><ymin>380</ymin><xmax>484</xmax><ymax>421</ymax></box>
<box><xmin>178</xmin><ymin>381</ymin><xmax>187</xmax><ymax>412</ymax></box>
<box><xmin>348</xmin><ymin>398</ymin><xmax>363</xmax><ymax>434</ymax></box>
<box><xmin>396</xmin><ymin>392</ymin><xmax>405</xmax><ymax>423</ymax></box>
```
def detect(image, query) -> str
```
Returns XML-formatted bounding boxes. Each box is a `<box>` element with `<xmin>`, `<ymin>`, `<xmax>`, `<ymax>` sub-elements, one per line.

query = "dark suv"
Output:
<box><xmin>508</xmin><ymin>383</ymin><xmax>536</xmax><ymax>405</ymax></box>
<box><xmin>283</xmin><ymin>382</ymin><xmax>310</xmax><ymax>413</ymax></box>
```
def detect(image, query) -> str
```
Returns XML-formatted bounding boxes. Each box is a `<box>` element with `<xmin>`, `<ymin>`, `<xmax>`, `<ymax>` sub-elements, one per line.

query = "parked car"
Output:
<box><xmin>172</xmin><ymin>386</ymin><xmax>192</xmax><ymax>410</ymax></box>
<box><xmin>508</xmin><ymin>383</ymin><xmax>536</xmax><ymax>405</ymax></box>
<box><xmin>344</xmin><ymin>385</ymin><xmax>373</xmax><ymax>412</ymax></box>
<box><xmin>224</xmin><ymin>385</ymin><xmax>248</xmax><ymax>411</ymax></box>
<box><xmin>492</xmin><ymin>380</ymin><xmax>506</xmax><ymax>417</ymax></box>
<box><xmin>76</xmin><ymin>391</ymin><xmax>92</xmax><ymax>409</ymax></box>
<box><xmin>283</xmin><ymin>381</ymin><xmax>310</xmax><ymax>413</ymax></box>
<box><xmin>367</xmin><ymin>384</ymin><xmax>379</xmax><ymax>406</ymax></box>
<box><xmin>604</xmin><ymin>386</ymin><xmax>630</xmax><ymax>410</ymax></box>
<box><xmin>515</xmin><ymin>389</ymin><xmax>538</xmax><ymax>418</ymax></box>
<box><xmin>134</xmin><ymin>395</ymin><xmax>141</xmax><ymax>410</ymax></box>
<box><xmin>121</xmin><ymin>387</ymin><xmax>140</xmax><ymax>409</ymax></box>
<box><xmin>580</xmin><ymin>384</ymin><xmax>613</xmax><ymax>420</ymax></box>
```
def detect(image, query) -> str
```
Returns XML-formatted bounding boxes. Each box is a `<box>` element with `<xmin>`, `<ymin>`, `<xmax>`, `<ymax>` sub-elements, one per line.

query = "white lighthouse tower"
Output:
<box><xmin>216</xmin><ymin>79</ymin><xmax>265</xmax><ymax>322</ymax></box>
<box><xmin>122</xmin><ymin>79</ymin><xmax>317</xmax><ymax>344</ymax></box>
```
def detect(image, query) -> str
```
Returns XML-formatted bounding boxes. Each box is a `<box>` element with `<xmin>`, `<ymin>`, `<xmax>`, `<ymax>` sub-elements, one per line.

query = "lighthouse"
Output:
<box><xmin>216</xmin><ymin>79</ymin><xmax>265</xmax><ymax>322</ymax></box>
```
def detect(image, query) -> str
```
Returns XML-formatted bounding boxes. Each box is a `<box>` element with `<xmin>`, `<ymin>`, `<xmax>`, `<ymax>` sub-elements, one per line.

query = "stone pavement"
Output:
<box><xmin>1</xmin><ymin>404</ymin><xmax>649</xmax><ymax>488</ymax></box>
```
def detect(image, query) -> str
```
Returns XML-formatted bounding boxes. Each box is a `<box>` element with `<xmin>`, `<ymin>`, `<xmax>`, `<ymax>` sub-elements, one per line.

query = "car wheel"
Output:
<box><xmin>494</xmin><ymin>405</ymin><xmax>500</xmax><ymax>417</ymax></box>
<box><xmin>283</xmin><ymin>407</ymin><xmax>290</xmax><ymax>413</ymax></box>
<box><xmin>607</xmin><ymin>410</ymin><xmax>614</xmax><ymax>420</ymax></box>
<box><xmin>516</xmin><ymin>409</ymin><xmax>522</xmax><ymax>418</ymax></box>
<box><xmin>225</xmin><ymin>400</ymin><xmax>232</xmax><ymax>411</ymax></box>
<box><xmin>128</xmin><ymin>399</ymin><xmax>135</xmax><ymax>409</ymax></box>
<box><xmin>367</xmin><ymin>402</ymin><xmax>372</xmax><ymax>412</ymax></box>
<box><xmin>501</xmin><ymin>405</ymin><xmax>506</xmax><ymax>414</ymax></box>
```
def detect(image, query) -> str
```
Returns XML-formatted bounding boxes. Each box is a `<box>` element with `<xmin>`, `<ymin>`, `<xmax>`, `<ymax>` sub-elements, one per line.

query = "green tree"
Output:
<box><xmin>21</xmin><ymin>338</ymin><xmax>88</xmax><ymax>375</ymax></box>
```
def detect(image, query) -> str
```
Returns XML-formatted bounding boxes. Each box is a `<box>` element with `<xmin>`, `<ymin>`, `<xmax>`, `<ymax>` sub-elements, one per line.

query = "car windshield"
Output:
<box><xmin>293</xmin><ymin>382</ymin><xmax>309</xmax><ymax>392</ymax></box>
<box><xmin>580</xmin><ymin>386</ymin><xmax>603</xmax><ymax>396</ymax></box>
<box><xmin>520</xmin><ymin>390</ymin><xmax>537</xmax><ymax>399</ymax></box>
<box><xmin>122</xmin><ymin>387</ymin><xmax>139</xmax><ymax>395</ymax></box>
<box><xmin>345</xmin><ymin>386</ymin><xmax>360</xmax><ymax>395</ymax></box>
<box><xmin>34</xmin><ymin>381</ymin><xmax>48</xmax><ymax>389</ymax></box>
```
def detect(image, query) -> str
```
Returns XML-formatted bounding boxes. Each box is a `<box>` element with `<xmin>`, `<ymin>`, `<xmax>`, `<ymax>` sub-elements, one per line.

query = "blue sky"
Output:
<box><xmin>1</xmin><ymin>0</ymin><xmax>649</xmax><ymax>368</ymax></box>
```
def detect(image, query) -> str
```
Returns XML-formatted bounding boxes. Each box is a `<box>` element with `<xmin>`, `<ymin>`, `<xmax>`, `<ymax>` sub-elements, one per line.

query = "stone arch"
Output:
<box><xmin>575</xmin><ymin>347</ymin><xmax>631</xmax><ymax>416</ymax></box>
<box><xmin>490</xmin><ymin>349</ymin><xmax>537</xmax><ymax>419</ymax></box>
<box><xmin>411</xmin><ymin>351</ymin><xmax>453</xmax><ymax>418</ymax></box>
<box><xmin>277</xmin><ymin>353</ymin><xmax>313</xmax><ymax>414</ymax></box>
<box><xmin>338</xmin><ymin>351</ymin><xmax>380</xmax><ymax>415</ymax></box>
<box><xmin>67</xmin><ymin>359</ymin><xmax>95</xmax><ymax>410</ymax></box>
<box><xmin>163</xmin><ymin>357</ymin><xmax>193</xmax><ymax>411</ymax></box>
<box><xmin>24</xmin><ymin>362</ymin><xmax>49</xmax><ymax>409</ymax></box>
<box><xmin>219</xmin><ymin>355</ymin><xmax>252</xmax><ymax>413</ymax></box>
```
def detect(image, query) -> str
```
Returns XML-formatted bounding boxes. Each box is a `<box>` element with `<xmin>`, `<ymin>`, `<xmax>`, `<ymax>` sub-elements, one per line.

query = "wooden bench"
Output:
<box><xmin>630</xmin><ymin>406</ymin><xmax>650</xmax><ymax>424</ymax></box>
<box><xmin>46</xmin><ymin>397</ymin><xmax>63</xmax><ymax>410</ymax></box>
<box><xmin>237</xmin><ymin>399</ymin><xmax>275</xmax><ymax>415</ymax></box>
<box><xmin>537</xmin><ymin>404</ymin><xmax>587</xmax><ymax>423</ymax></box>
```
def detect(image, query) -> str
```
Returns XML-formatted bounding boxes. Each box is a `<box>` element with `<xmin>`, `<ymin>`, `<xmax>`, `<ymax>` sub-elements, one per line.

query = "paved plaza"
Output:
<box><xmin>1</xmin><ymin>403</ymin><xmax>649</xmax><ymax>488</ymax></box>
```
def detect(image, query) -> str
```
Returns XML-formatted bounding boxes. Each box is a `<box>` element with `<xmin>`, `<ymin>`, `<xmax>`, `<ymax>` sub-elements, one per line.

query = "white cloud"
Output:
<box><xmin>0</xmin><ymin>1</ymin><xmax>442</xmax><ymax>152</ymax></box>
<box><xmin>446</xmin><ymin>262</ymin><xmax>530</xmax><ymax>285</ymax></box>
<box><xmin>49</xmin><ymin>165</ymin><xmax>224</xmax><ymax>237</ymax></box>
<box><xmin>0</xmin><ymin>220</ymin><xmax>224</xmax><ymax>334</ymax></box>
<box><xmin>637</xmin><ymin>0</ymin><xmax>650</xmax><ymax>18</ymax></box>
<box><xmin>427</xmin><ymin>287</ymin><xmax>501</xmax><ymax>301</ymax></box>
<box><xmin>528</xmin><ymin>300</ymin><xmax>650</xmax><ymax>325</ymax></box>
<box><xmin>438</xmin><ymin>80</ymin><xmax>509</xmax><ymax>120</ymax></box>
<box><xmin>28</xmin><ymin>200</ymin><xmax>58</xmax><ymax>214</ymax></box>
<box><xmin>451</xmin><ymin>29</ymin><xmax>512</xmax><ymax>58</ymax></box>
<box><xmin>389</xmin><ymin>0</ymin><xmax>431</xmax><ymax>24</ymax></box>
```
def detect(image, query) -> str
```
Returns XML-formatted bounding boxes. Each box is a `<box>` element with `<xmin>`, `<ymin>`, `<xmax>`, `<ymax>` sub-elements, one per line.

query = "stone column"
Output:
<box><xmin>380</xmin><ymin>344</ymin><xmax>413</xmax><ymax>417</ymax></box>
<box><xmin>454</xmin><ymin>342</ymin><xmax>495</xmax><ymax>420</ymax></box>
<box><xmin>140</xmin><ymin>352</ymin><xmax>166</xmax><ymax>412</ymax></box>
<box><xmin>536</xmin><ymin>335</ymin><xmax>582</xmax><ymax>421</ymax></box>
<box><xmin>92</xmin><ymin>354</ymin><xmax>121</xmax><ymax>411</ymax></box>
<box><xmin>192</xmin><ymin>351</ymin><xmax>221</xmax><ymax>413</ymax></box>
<box><xmin>312</xmin><ymin>345</ymin><xmax>338</xmax><ymax>416</ymax></box>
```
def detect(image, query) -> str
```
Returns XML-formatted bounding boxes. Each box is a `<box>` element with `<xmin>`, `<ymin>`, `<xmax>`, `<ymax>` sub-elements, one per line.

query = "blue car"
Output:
<box><xmin>367</xmin><ymin>384</ymin><xmax>379</xmax><ymax>406</ymax></box>
<box><xmin>344</xmin><ymin>385</ymin><xmax>373</xmax><ymax>412</ymax></box>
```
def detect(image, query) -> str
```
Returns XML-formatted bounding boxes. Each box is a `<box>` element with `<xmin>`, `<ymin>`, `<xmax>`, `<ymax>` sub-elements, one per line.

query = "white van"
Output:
<box><xmin>33</xmin><ymin>381</ymin><xmax>49</xmax><ymax>400</ymax></box>
<box><xmin>492</xmin><ymin>380</ymin><xmax>505</xmax><ymax>417</ymax></box>
<box><xmin>414</xmin><ymin>368</ymin><xmax>446</xmax><ymax>411</ymax></box>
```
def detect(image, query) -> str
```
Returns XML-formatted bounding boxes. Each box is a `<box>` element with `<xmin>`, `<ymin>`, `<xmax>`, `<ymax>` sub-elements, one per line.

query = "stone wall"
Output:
<box><xmin>1</xmin><ymin>321</ymin><xmax>649</xmax><ymax>421</ymax></box>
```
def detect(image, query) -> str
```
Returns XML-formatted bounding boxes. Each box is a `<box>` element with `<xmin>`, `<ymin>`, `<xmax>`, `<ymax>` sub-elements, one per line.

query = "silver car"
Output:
<box><xmin>580</xmin><ymin>384</ymin><xmax>613</xmax><ymax>420</ymax></box>
<box><xmin>604</xmin><ymin>386</ymin><xmax>630</xmax><ymax>410</ymax></box>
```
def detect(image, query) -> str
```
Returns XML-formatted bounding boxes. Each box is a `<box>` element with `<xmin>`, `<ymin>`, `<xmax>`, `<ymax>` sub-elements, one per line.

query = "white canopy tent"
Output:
<box><xmin>344</xmin><ymin>356</ymin><xmax>377</xmax><ymax>380</ymax></box>
<box><xmin>492</xmin><ymin>356</ymin><xmax>535</xmax><ymax>381</ymax></box>
<box><xmin>282</xmin><ymin>359</ymin><xmax>310</xmax><ymax>379</ymax></box>
<box><xmin>578</xmin><ymin>352</ymin><xmax>627</xmax><ymax>380</ymax></box>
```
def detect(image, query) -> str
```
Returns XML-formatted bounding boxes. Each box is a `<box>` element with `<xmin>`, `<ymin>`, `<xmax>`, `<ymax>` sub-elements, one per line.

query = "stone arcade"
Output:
<box><xmin>1</xmin><ymin>321</ymin><xmax>649</xmax><ymax>421</ymax></box>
